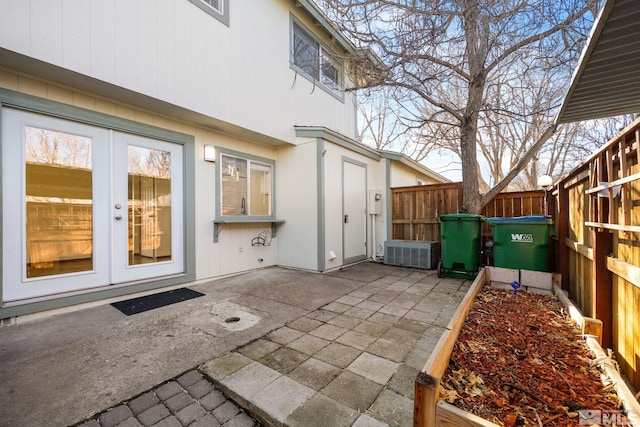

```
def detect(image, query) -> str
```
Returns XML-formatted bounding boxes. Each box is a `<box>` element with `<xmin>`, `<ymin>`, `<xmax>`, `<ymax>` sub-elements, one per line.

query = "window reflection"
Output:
<box><xmin>128</xmin><ymin>146</ymin><xmax>172</xmax><ymax>265</ymax></box>
<box><xmin>25</xmin><ymin>126</ymin><xmax>93</xmax><ymax>278</ymax></box>
<box><xmin>221</xmin><ymin>154</ymin><xmax>273</xmax><ymax>216</ymax></box>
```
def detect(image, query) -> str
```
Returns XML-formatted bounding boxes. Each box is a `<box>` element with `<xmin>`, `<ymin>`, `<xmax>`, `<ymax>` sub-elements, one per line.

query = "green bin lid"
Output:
<box><xmin>439</xmin><ymin>213</ymin><xmax>484</xmax><ymax>221</ymax></box>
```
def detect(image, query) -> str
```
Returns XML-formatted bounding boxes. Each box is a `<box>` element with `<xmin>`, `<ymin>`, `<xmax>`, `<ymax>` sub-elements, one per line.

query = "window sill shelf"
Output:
<box><xmin>213</xmin><ymin>218</ymin><xmax>284</xmax><ymax>242</ymax></box>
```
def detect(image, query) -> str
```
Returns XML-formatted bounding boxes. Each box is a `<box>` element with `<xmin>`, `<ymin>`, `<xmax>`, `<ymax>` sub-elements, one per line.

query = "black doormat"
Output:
<box><xmin>111</xmin><ymin>287</ymin><xmax>205</xmax><ymax>316</ymax></box>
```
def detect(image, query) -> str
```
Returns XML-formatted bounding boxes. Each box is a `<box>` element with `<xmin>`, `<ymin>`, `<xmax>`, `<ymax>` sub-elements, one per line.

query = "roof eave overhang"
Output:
<box><xmin>294</xmin><ymin>0</ymin><xmax>358</xmax><ymax>56</ymax></box>
<box><xmin>556</xmin><ymin>0</ymin><xmax>640</xmax><ymax>124</ymax></box>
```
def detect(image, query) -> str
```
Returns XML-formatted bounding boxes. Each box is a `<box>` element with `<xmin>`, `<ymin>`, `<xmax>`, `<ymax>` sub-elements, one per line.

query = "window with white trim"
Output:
<box><xmin>292</xmin><ymin>21</ymin><xmax>343</xmax><ymax>96</ymax></box>
<box><xmin>220</xmin><ymin>153</ymin><xmax>273</xmax><ymax>217</ymax></box>
<box><xmin>188</xmin><ymin>0</ymin><xmax>229</xmax><ymax>26</ymax></box>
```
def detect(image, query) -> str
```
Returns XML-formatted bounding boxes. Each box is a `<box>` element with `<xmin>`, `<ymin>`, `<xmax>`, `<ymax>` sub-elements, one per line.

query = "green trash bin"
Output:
<box><xmin>485</xmin><ymin>215</ymin><xmax>554</xmax><ymax>272</ymax></box>
<box><xmin>438</xmin><ymin>214</ymin><xmax>483</xmax><ymax>279</ymax></box>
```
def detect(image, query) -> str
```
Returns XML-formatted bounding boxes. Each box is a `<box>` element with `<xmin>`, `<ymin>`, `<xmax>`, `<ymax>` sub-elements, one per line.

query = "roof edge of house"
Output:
<box><xmin>378</xmin><ymin>150</ymin><xmax>452</xmax><ymax>183</ymax></box>
<box><xmin>294</xmin><ymin>0</ymin><xmax>358</xmax><ymax>55</ymax></box>
<box><xmin>555</xmin><ymin>0</ymin><xmax>616</xmax><ymax>124</ymax></box>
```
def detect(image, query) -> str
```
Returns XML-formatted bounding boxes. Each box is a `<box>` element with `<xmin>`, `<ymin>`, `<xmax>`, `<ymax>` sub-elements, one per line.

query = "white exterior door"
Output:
<box><xmin>343</xmin><ymin>159</ymin><xmax>367</xmax><ymax>263</ymax></box>
<box><xmin>2</xmin><ymin>109</ymin><xmax>184</xmax><ymax>302</ymax></box>
<box><xmin>111</xmin><ymin>132</ymin><xmax>184</xmax><ymax>283</ymax></box>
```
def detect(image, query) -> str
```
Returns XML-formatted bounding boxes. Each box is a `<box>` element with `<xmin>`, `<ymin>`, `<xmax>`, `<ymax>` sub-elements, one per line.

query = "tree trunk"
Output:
<box><xmin>460</xmin><ymin>117</ymin><xmax>482</xmax><ymax>213</ymax></box>
<box><xmin>459</xmin><ymin>1</ymin><xmax>486</xmax><ymax>214</ymax></box>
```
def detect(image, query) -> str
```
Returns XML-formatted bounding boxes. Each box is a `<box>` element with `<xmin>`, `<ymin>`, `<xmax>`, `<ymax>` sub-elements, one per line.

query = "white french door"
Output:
<box><xmin>111</xmin><ymin>132</ymin><xmax>183</xmax><ymax>284</ymax></box>
<box><xmin>2</xmin><ymin>109</ymin><xmax>184</xmax><ymax>302</ymax></box>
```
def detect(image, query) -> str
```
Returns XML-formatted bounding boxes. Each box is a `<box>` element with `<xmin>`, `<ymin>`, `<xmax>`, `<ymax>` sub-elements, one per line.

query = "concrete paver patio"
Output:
<box><xmin>201</xmin><ymin>265</ymin><xmax>470</xmax><ymax>427</ymax></box>
<box><xmin>0</xmin><ymin>262</ymin><xmax>471</xmax><ymax>427</ymax></box>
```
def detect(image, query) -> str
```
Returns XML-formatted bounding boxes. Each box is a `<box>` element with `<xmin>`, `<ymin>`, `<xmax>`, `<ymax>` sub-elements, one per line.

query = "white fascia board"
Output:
<box><xmin>378</xmin><ymin>150</ymin><xmax>451</xmax><ymax>183</ymax></box>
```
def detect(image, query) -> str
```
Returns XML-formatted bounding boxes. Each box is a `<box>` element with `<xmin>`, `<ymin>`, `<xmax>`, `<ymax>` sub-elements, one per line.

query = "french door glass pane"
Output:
<box><xmin>128</xmin><ymin>146</ymin><xmax>172</xmax><ymax>266</ymax></box>
<box><xmin>25</xmin><ymin>126</ymin><xmax>93</xmax><ymax>278</ymax></box>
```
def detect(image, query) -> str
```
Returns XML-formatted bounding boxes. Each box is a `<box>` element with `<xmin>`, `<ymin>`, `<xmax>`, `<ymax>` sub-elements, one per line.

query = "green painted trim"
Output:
<box><xmin>317</xmin><ymin>138</ymin><xmax>325</xmax><ymax>272</ymax></box>
<box><xmin>183</xmin><ymin>138</ymin><xmax>197</xmax><ymax>286</ymax></box>
<box><xmin>289</xmin><ymin>15</ymin><xmax>345</xmax><ymax>102</ymax></box>
<box><xmin>294</xmin><ymin>0</ymin><xmax>357</xmax><ymax>55</ymax></box>
<box><xmin>342</xmin><ymin>156</ymin><xmax>368</xmax><ymax>265</ymax></box>
<box><xmin>0</xmin><ymin>88</ymin><xmax>196</xmax><ymax>313</ymax></box>
<box><xmin>0</xmin><ymin>104</ymin><xmax>4</xmax><ymax>306</ymax></box>
<box><xmin>214</xmin><ymin>146</ymin><xmax>277</xmax><ymax>243</ymax></box>
<box><xmin>213</xmin><ymin>219</ymin><xmax>285</xmax><ymax>242</ymax></box>
<box><xmin>295</xmin><ymin>127</ymin><xmax>380</xmax><ymax>160</ymax></box>
<box><xmin>386</xmin><ymin>158</ymin><xmax>392</xmax><ymax>242</ymax></box>
<box><xmin>187</xmin><ymin>0</ymin><xmax>230</xmax><ymax>26</ymax></box>
<box><xmin>0</xmin><ymin>275</ymin><xmax>192</xmax><ymax>319</ymax></box>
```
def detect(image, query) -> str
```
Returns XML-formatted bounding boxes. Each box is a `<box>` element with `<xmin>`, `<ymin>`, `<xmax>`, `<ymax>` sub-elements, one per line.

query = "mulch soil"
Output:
<box><xmin>440</xmin><ymin>286</ymin><xmax>627</xmax><ymax>426</ymax></box>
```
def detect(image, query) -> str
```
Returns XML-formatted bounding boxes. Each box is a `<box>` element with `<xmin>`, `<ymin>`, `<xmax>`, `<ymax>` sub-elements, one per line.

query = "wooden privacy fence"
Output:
<box><xmin>391</xmin><ymin>184</ymin><xmax>547</xmax><ymax>242</ymax></box>
<box><xmin>391</xmin><ymin>183</ymin><xmax>462</xmax><ymax>241</ymax></box>
<box><xmin>401</xmin><ymin>116</ymin><xmax>640</xmax><ymax>396</ymax></box>
<box><xmin>554</xmin><ymin>116</ymin><xmax>640</xmax><ymax>391</ymax></box>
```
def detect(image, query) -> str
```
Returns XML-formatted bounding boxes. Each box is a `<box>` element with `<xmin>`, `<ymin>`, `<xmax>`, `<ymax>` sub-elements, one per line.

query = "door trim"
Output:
<box><xmin>0</xmin><ymin>88</ymin><xmax>195</xmax><ymax>312</ymax></box>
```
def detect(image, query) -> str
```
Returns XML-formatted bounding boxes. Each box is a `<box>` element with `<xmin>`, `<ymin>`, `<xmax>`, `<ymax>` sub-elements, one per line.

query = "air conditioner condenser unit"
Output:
<box><xmin>383</xmin><ymin>240</ymin><xmax>440</xmax><ymax>269</ymax></box>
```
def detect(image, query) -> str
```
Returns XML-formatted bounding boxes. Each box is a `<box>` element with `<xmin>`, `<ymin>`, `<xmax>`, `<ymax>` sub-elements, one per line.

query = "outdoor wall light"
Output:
<box><xmin>538</xmin><ymin>175</ymin><xmax>553</xmax><ymax>216</ymax></box>
<box><xmin>204</xmin><ymin>145</ymin><xmax>216</xmax><ymax>162</ymax></box>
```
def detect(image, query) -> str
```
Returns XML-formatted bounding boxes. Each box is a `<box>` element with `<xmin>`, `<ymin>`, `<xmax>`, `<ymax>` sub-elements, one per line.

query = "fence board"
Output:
<box><xmin>390</xmin><ymin>185</ymin><xmax>546</xmax><ymax>242</ymax></box>
<box><xmin>391</xmin><ymin>183</ymin><xmax>462</xmax><ymax>241</ymax></box>
<box><xmin>555</xmin><ymin>116</ymin><xmax>640</xmax><ymax>391</ymax></box>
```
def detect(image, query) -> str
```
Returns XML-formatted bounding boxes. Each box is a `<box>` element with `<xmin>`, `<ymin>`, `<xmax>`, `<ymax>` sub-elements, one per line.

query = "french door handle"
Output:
<box><xmin>115</xmin><ymin>215</ymin><xmax>123</xmax><ymax>221</ymax></box>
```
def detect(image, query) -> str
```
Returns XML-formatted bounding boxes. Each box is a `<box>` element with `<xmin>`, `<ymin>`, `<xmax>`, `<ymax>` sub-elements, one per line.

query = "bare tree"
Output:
<box><xmin>322</xmin><ymin>0</ymin><xmax>600</xmax><ymax>213</ymax></box>
<box><xmin>357</xmin><ymin>86</ymin><xmax>406</xmax><ymax>150</ymax></box>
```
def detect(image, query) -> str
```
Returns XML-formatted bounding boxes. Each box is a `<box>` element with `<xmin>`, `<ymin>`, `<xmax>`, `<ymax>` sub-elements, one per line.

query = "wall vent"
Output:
<box><xmin>383</xmin><ymin>240</ymin><xmax>440</xmax><ymax>269</ymax></box>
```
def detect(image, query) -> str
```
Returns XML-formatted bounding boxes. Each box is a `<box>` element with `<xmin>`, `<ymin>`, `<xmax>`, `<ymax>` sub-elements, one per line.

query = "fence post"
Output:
<box><xmin>557</xmin><ymin>183</ymin><xmax>570</xmax><ymax>291</ymax></box>
<box><xmin>414</xmin><ymin>373</ymin><xmax>438</xmax><ymax>427</ymax></box>
<box><xmin>593</xmin><ymin>229</ymin><xmax>613</xmax><ymax>349</ymax></box>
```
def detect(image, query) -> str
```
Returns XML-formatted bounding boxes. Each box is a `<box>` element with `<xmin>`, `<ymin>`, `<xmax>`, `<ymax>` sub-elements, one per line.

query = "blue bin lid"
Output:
<box><xmin>485</xmin><ymin>215</ymin><xmax>553</xmax><ymax>224</ymax></box>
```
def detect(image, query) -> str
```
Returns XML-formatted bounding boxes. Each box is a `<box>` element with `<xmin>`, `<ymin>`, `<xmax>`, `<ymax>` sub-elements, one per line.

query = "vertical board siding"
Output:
<box><xmin>568</xmin><ymin>249</ymin><xmax>594</xmax><ymax>318</ymax></box>
<box><xmin>556</xmin><ymin>117</ymin><xmax>640</xmax><ymax>391</ymax></box>
<box><xmin>391</xmin><ymin>186</ymin><xmax>546</xmax><ymax>270</ymax></box>
<box><xmin>391</xmin><ymin>185</ymin><xmax>547</xmax><ymax>241</ymax></box>
<box><xmin>391</xmin><ymin>183</ymin><xmax>462</xmax><ymax>241</ymax></box>
<box><xmin>392</xmin><ymin>138</ymin><xmax>640</xmax><ymax>394</ymax></box>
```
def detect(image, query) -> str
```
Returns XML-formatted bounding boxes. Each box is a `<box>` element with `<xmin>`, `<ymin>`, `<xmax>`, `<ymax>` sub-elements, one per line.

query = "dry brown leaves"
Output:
<box><xmin>440</xmin><ymin>286</ymin><xmax>626</xmax><ymax>426</ymax></box>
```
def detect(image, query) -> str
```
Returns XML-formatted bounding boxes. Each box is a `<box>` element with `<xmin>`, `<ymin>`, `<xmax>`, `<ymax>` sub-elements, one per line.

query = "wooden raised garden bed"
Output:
<box><xmin>414</xmin><ymin>268</ymin><xmax>640</xmax><ymax>426</ymax></box>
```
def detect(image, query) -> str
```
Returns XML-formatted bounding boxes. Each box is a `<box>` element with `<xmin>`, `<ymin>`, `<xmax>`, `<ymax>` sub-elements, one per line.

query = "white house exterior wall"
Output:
<box><xmin>0</xmin><ymin>1</ymin><xmax>448</xmax><ymax>318</ymax></box>
<box><xmin>0</xmin><ymin>70</ymin><xmax>281</xmax><ymax>280</ymax></box>
<box><xmin>195</xmin><ymin>132</ymin><xmax>281</xmax><ymax>279</ymax></box>
<box><xmin>275</xmin><ymin>141</ymin><xmax>319</xmax><ymax>271</ymax></box>
<box><xmin>0</xmin><ymin>0</ymin><xmax>358</xmax><ymax>144</ymax></box>
<box><xmin>390</xmin><ymin>162</ymin><xmax>438</xmax><ymax>187</ymax></box>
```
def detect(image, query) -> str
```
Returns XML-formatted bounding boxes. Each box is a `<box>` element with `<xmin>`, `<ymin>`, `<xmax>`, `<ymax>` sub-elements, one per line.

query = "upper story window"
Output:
<box><xmin>188</xmin><ymin>0</ymin><xmax>229</xmax><ymax>26</ymax></box>
<box><xmin>202</xmin><ymin>0</ymin><xmax>222</xmax><ymax>13</ymax></box>
<box><xmin>291</xmin><ymin>21</ymin><xmax>344</xmax><ymax>97</ymax></box>
<box><xmin>219</xmin><ymin>151</ymin><xmax>274</xmax><ymax>217</ymax></box>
